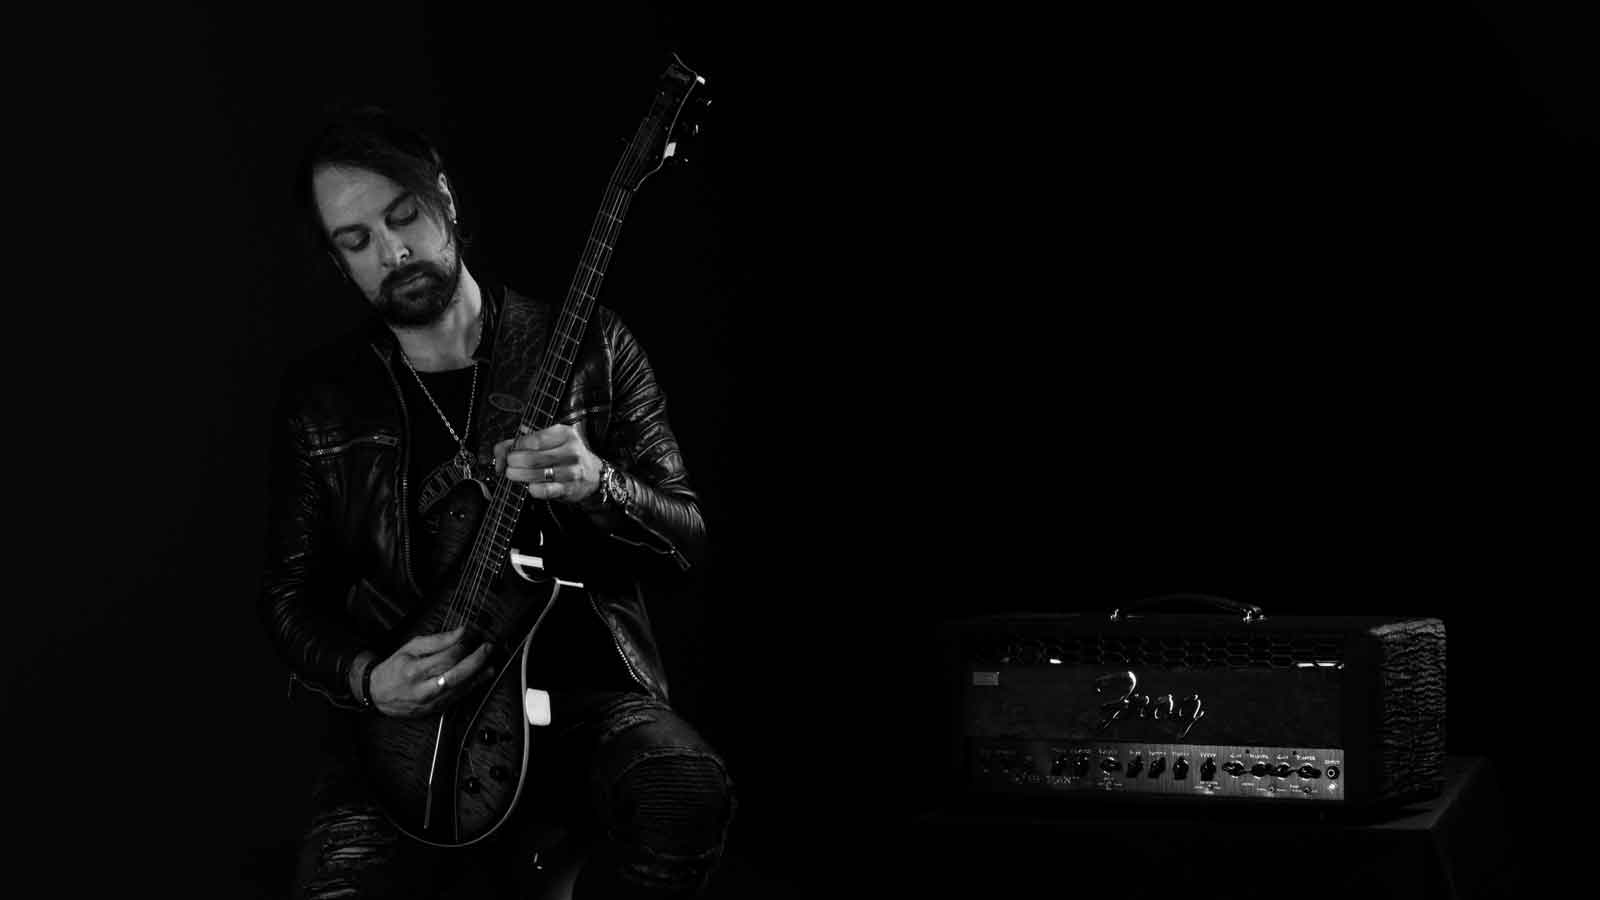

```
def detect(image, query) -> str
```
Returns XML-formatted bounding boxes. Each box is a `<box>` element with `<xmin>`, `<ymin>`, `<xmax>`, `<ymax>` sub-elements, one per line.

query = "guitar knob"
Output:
<box><xmin>490</xmin><ymin>765</ymin><xmax>510</xmax><ymax>782</ymax></box>
<box><xmin>478</xmin><ymin>727</ymin><xmax>499</xmax><ymax>745</ymax></box>
<box><xmin>464</xmin><ymin>777</ymin><xmax>482</xmax><ymax>795</ymax></box>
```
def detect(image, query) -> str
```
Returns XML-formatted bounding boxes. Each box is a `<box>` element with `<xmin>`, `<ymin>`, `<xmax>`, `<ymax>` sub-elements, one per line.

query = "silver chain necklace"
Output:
<box><xmin>399</xmin><ymin>350</ymin><xmax>480</xmax><ymax>480</ymax></box>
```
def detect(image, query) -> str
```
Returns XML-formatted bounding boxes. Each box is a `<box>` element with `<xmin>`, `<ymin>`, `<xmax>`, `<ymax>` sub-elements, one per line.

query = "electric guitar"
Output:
<box><xmin>354</xmin><ymin>53</ymin><xmax>710</xmax><ymax>851</ymax></box>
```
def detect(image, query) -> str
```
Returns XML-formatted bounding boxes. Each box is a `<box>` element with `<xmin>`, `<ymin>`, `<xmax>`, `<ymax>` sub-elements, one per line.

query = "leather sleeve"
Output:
<box><xmin>257</xmin><ymin>371</ymin><xmax>367</xmax><ymax>709</ymax></box>
<box><xmin>582</xmin><ymin>314</ymin><xmax>708</xmax><ymax>579</ymax></box>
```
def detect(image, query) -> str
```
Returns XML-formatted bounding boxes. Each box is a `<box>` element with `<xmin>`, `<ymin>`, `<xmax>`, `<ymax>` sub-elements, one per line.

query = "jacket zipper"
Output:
<box><xmin>307</xmin><ymin>434</ymin><xmax>400</xmax><ymax>457</ymax></box>
<box><xmin>590</xmin><ymin>594</ymin><xmax>648</xmax><ymax>691</ymax></box>
<box><xmin>286</xmin><ymin>671</ymin><xmax>363</xmax><ymax>709</ymax></box>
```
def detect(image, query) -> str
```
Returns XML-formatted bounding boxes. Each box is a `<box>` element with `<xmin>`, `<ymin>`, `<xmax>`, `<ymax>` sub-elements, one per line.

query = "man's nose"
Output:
<box><xmin>378</xmin><ymin>230</ymin><xmax>411</xmax><ymax>268</ymax></box>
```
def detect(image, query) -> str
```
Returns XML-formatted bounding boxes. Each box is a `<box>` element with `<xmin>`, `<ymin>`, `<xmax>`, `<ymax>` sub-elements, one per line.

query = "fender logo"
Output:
<box><xmin>1094</xmin><ymin>670</ymin><xmax>1205</xmax><ymax>739</ymax></box>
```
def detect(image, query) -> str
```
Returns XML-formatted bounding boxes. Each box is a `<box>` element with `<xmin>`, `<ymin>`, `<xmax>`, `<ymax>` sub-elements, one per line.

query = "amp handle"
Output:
<box><xmin>1109</xmin><ymin>593</ymin><xmax>1267</xmax><ymax>623</ymax></box>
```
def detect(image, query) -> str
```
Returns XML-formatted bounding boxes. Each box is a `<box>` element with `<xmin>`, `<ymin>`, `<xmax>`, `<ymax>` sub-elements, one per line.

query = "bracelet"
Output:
<box><xmin>599</xmin><ymin>460</ymin><xmax>628</xmax><ymax>512</ymax></box>
<box><xmin>583</xmin><ymin>460</ymin><xmax>619</xmax><ymax>511</ymax></box>
<box><xmin>360</xmin><ymin>659</ymin><xmax>377</xmax><ymax>710</ymax></box>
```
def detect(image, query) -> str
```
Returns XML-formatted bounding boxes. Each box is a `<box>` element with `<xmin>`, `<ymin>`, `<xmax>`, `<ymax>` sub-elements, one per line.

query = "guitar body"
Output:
<box><xmin>356</xmin><ymin>475</ymin><xmax>579</xmax><ymax>848</ymax></box>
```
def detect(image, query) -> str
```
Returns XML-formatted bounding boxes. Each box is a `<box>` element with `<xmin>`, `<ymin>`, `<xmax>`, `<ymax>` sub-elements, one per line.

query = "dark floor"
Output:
<box><xmin>231</xmin><ymin>838</ymin><xmax>810</xmax><ymax>898</ymax></box>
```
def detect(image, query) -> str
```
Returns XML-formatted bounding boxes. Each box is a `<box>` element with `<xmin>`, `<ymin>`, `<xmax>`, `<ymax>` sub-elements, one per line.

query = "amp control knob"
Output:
<box><xmin>1273</xmin><ymin>763</ymin><xmax>1292</xmax><ymax>778</ymax></box>
<box><xmin>1172</xmin><ymin>757</ymin><xmax>1190</xmax><ymax>780</ymax></box>
<box><xmin>1073</xmin><ymin>755</ymin><xmax>1092</xmax><ymax>778</ymax></box>
<box><xmin>1298</xmin><ymin>765</ymin><xmax>1322</xmax><ymax>779</ymax></box>
<box><xmin>1149</xmin><ymin>756</ymin><xmax>1167</xmax><ymax>779</ymax></box>
<box><xmin>1250</xmin><ymin>762</ymin><xmax>1270</xmax><ymax>777</ymax></box>
<box><xmin>1100</xmin><ymin>757</ymin><xmax>1122</xmax><ymax>773</ymax></box>
<box><xmin>1126</xmin><ymin>755</ymin><xmax>1144</xmax><ymax>777</ymax></box>
<box><xmin>1199</xmin><ymin>757</ymin><xmax>1217</xmax><ymax>781</ymax></box>
<box><xmin>1220</xmin><ymin>760</ymin><xmax>1244</xmax><ymax>777</ymax></box>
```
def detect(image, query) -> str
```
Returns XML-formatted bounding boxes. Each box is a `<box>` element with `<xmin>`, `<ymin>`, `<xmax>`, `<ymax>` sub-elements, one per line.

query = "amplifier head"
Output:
<box><xmin>940</xmin><ymin>605</ymin><xmax>1445</xmax><ymax>809</ymax></box>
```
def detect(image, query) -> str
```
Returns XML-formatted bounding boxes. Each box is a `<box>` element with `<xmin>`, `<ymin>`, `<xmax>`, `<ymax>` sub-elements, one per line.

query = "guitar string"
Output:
<box><xmin>442</xmin><ymin>109</ymin><xmax>659</xmax><ymax>637</ymax></box>
<box><xmin>453</xmin><ymin>164</ymin><xmax>633</xmax><ymax>609</ymax></box>
<box><xmin>445</xmin><ymin>186</ymin><xmax>624</xmax><ymax>631</ymax></box>
<box><xmin>445</xmin><ymin>152</ymin><xmax>636</xmax><ymax>625</ymax></box>
<box><xmin>437</xmin><ymin>77</ymin><xmax>687</xmax><ymax>637</ymax></box>
<box><xmin>451</xmin><ymin>84</ymin><xmax>669</xmax><ymax>623</ymax></box>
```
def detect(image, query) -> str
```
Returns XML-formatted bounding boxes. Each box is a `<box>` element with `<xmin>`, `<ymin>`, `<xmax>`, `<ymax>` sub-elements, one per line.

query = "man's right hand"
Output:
<box><xmin>368</xmin><ymin>626</ymin><xmax>496</xmax><ymax>718</ymax></box>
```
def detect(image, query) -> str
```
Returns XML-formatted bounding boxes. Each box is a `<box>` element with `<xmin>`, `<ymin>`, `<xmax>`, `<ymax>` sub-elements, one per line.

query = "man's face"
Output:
<box><xmin>313</xmin><ymin>165</ymin><xmax>461</xmax><ymax>328</ymax></box>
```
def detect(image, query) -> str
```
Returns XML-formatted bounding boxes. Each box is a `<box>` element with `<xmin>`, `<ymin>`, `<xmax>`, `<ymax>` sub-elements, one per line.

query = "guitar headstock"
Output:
<box><xmin>613</xmin><ymin>53</ymin><xmax>710</xmax><ymax>191</ymax></box>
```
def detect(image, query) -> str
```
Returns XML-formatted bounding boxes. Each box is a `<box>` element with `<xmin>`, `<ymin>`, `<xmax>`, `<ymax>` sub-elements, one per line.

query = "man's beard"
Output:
<box><xmin>374</xmin><ymin>249</ymin><xmax>462</xmax><ymax>328</ymax></box>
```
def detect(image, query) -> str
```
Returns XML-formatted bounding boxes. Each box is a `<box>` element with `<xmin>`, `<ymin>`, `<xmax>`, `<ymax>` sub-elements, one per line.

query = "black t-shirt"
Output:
<box><xmin>399</xmin><ymin>361</ymin><xmax>480</xmax><ymax>569</ymax></box>
<box><xmin>395</xmin><ymin>352</ymin><xmax>638</xmax><ymax>694</ymax></box>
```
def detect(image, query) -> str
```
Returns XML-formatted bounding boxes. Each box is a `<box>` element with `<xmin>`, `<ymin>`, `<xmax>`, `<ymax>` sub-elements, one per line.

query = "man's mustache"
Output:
<box><xmin>382</xmin><ymin>263</ymin><xmax>444</xmax><ymax>295</ymax></box>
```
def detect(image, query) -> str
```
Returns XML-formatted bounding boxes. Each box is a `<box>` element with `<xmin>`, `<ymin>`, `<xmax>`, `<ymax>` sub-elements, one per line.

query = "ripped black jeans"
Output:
<box><xmin>291</xmin><ymin>690</ymin><xmax>736</xmax><ymax>899</ymax></box>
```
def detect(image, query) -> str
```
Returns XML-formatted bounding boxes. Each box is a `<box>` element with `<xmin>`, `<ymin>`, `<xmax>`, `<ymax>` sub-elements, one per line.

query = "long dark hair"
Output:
<box><xmin>295</xmin><ymin>104</ymin><xmax>470</xmax><ymax>259</ymax></box>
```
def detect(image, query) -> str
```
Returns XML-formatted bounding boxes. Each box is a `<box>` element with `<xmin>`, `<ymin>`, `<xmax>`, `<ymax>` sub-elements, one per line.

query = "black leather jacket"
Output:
<box><xmin>258</xmin><ymin>282</ymin><xmax>704</xmax><ymax>709</ymax></box>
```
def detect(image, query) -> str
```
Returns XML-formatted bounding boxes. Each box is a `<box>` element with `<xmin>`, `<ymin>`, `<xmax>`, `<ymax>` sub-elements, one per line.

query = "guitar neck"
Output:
<box><xmin>521</xmin><ymin>183</ymin><xmax>635</xmax><ymax>434</ymax></box>
<box><xmin>445</xmin><ymin>53</ymin><xmax>707</xmax><ymax>604</ymax></box>
<box><xmin>464</xmin><ymin>180</ymin><xmax>636</xmax><ymax>584</ymax></box>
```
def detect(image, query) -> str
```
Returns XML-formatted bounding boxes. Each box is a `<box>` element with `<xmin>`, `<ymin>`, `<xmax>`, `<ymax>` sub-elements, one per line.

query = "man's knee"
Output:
<box><xmin>613</xmin><ymin>749</ymin><xmax>736</xmax><ymax>854</ymax></box>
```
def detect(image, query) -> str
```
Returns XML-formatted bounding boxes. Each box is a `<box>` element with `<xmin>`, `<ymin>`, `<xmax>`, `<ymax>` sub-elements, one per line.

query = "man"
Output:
<box><xmin>260</xmin><ymin>105</ymin><xmax>734</xmax><ymax>898</ymax></box>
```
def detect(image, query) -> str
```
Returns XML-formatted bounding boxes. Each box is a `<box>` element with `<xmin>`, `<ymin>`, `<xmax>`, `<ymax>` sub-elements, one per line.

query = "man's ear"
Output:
<box><xmin>438</xmin><ymin>172</ymin><xmax>457</xmax><ymax>224</ymax></box>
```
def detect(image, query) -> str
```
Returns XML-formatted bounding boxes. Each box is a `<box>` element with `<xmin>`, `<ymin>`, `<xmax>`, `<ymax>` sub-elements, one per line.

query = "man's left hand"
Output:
<box><xmin>494</xmin><ymin>423</ymin><xmax>600</xmax><ymax>503</ymax></box>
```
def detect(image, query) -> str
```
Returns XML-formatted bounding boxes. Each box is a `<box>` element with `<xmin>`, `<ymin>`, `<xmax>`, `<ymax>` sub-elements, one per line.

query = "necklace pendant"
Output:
<box><xmin>457</xmin><ymin>449</ymin><xmax>475</xmax><ymax>480</ymax></box>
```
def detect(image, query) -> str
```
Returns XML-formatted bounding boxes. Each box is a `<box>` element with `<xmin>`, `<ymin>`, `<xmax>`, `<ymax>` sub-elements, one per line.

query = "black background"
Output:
<box><xmin>14</xmin><ymin>2</ymin><xmax>1591</xmax><ymax>895</ymax></box>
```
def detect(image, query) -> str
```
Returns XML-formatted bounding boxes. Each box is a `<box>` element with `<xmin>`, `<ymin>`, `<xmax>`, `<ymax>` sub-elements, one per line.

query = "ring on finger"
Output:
<box><xmin>543</xmin><ymin>466</ymin><xmax>555</xmax><ymax>482</ymax></box>
<box><xmin>437</xmin><ymin>673</ymin><xmax>448</xmax><ymax>689</ymax></box>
